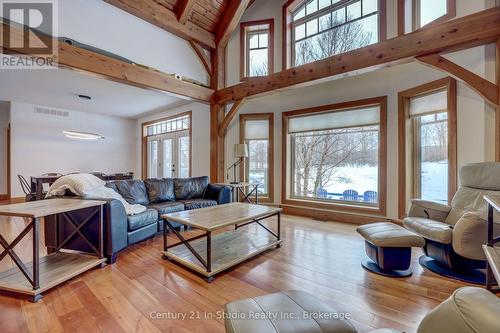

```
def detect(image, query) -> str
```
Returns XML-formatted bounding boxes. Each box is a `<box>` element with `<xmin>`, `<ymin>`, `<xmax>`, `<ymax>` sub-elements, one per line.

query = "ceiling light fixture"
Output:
<box><xmin>63</xmin><ymin>130</ymin><xmax>105</xmax><ymax>140</ymax></box>
<box><xmin>77</xmin><ymin>94</ymin><xmax>92</xmax><ymax>100</ymax></box>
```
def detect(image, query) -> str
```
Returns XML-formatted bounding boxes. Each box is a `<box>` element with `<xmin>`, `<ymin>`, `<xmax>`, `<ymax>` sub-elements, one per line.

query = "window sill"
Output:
<box><xmin>282</xmin><ymin>197</ymin><xmax>386</xmax><ymax>216</ymax></box>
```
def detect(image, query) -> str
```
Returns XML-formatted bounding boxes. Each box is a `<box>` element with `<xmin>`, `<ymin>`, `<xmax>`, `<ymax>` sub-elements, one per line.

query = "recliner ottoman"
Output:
<box><xmin>357</xmin><ymin>222</ymin><xmax>425</xmax><ymax>277</ymax></box>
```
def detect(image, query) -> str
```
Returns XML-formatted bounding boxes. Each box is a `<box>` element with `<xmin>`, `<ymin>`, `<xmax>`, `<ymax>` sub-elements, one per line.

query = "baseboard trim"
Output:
<box><xmin>280</xmin><ymin>204</ymin><xmax>394</xmax><ymax>225</ymax></box>
<box><xmin>0</xmin><ymin>194</ymin><xmax>7</xmax><ymax>201</ymax></box>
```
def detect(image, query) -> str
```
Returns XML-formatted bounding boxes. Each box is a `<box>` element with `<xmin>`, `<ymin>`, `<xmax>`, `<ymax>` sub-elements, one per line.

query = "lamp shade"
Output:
<box><xmin>233</xmin><ymin>144</ymin><xmax>248</xmax><ymax>158</ymax></box>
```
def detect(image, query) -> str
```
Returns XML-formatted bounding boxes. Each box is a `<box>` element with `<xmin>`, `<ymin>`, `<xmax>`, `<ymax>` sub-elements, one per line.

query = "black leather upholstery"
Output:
<box><xmin>127</xmin><ymin>208</ymin><xmax>158</xmax><ymax>231</ymax></box>
<box><xmin>148</xmin><ymin>201</ymin><xmax>185</xmax><ymax>215</ymax></box>
<box><xmin>113</xmin><ymin>180</ymin><xmax>150</xmax><ymax>205</ymax></box>
<box><xmin>174</xmin><ymin>176</ymin><xmax>209</xmax><ymax>200</ymax></box>
<box><xmin>204</xmin><ymin>183</ymin><xmax>231</xmax><ymax>204</ymax></box>
<box><xmin>44</xmin><ymin>177</ymin><xmax>232</xmax><ymax>264</ymax></box>
<box><xmin>144</xmin><ymin>178</ymin><xmax>175</xmax><ymax>203</ymax></box>
<box><xmin>181</xmin><ymin>199</ymin><xmax>217</xmax><ymax>210</ymax></box>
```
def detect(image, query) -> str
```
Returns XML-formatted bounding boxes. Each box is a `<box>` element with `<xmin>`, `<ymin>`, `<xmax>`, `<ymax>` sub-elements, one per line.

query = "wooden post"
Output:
<box><xmin>496</xmin><ymin>37</ymin><xmax>500</xmax><ymax>161</ymax></box>
<box><xmin>210</xmin><ymin>47</ymin><xmax>226</xmax><ymax>182</ymax></box>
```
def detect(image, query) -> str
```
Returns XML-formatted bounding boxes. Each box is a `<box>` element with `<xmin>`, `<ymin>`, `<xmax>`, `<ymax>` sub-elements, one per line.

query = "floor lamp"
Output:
<box><xmin>227</xmin><ymin>144</ymin><xmax>248</xmax><ymax>184</ymax></box>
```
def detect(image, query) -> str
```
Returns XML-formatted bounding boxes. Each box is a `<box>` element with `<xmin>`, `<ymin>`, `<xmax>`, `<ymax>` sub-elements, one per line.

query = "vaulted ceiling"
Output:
<box><xmin>104</xmin><ymin>0</ymin><xmax>251</xmax><ymax>50</ymax></box>
<box><xmin>154</xmin><ymin>0</ymin><xmax>230</xmax><ymax>33</ymax></box>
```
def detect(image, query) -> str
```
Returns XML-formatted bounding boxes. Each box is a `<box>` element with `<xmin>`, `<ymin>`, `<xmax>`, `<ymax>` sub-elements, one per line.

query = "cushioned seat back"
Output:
<box><xmin>144</xmin><ymin>178</ymin><xmax>175</xmax><ymax>203</ymax></box>
<box><xmin>417</xmin><ymin>287</ymin><xmax>500</xmax><ymax>333</ymax></box>
<box><xmin>445</xmin><ymin>163</ymin><xmax>500</xmax><ymax>225</ymax></box>
<box><xmin>113</xmin><ymin>180</ymin><xmax>150</xmax><ymax>206</ymax></box>
<box><xmin>174</xmin><ymin>176</ymin><xmax>209</xmax><ymax>200</ymax></box>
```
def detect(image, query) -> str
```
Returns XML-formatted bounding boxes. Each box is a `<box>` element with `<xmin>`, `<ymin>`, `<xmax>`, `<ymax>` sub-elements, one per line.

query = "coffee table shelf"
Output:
<box><xmin>163</xmin><ymin>228</ymin><xmax>281</xmax><ymax>277</ymax></box>
<box><xmin>0</xmin><ymin>252</ymin><xmax>106</xmax><ymax>295</ymax></box>
<box><xmin>162</xmin><ymin>203</ymin><xmax>282</xmax><ymax>281</ymax></box>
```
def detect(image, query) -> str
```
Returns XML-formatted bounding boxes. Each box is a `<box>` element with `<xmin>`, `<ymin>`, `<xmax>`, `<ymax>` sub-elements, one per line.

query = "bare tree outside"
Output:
<box><xmin>292</xmin><ymin>127</ymin><xmax>379</xmax><ymax>201</ymax></box>
<box><xmin>295</xmin><ymin>15</ymin><xmax>373</xmax><ymax>66</ymax></box>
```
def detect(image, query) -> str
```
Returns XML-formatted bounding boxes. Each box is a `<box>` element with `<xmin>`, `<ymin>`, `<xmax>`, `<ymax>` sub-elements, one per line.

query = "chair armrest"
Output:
<box><xmin>452</xmin><ymin>212</ymin><xmax>492</xmax><ymax>260</ymax></box>
<box><xmin>204</xmin><ymin>184</ymin><xmax>232</xmax><ymax>204</ymax></box>
<box><xmin>407</xmin><ymin>199</ymin><xmax>452</xmax><ymax>222</ymax></box>
<box><xmin>102</xmin><ymin>199</ymin><xmax>129</xmax><ymax>256</ymax></box>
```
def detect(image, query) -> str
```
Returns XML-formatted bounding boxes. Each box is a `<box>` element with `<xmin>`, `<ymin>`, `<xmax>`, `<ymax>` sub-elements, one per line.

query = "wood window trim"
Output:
<box><xmin>281</xmin><ymin>96</ymin><xmax>388</xmax><ymax>216</ymax></box>
<box><xmin>282</xmin><ymin>0</ymin><xmax>387</xmax><ymax>70</ymax></box>
<box><xmin>240</xmin><ymin>19</ymin><xmax>275</xmax><ymax>81</ymax></box>
<box><xmin>141</xmin><ymin>111</ymin><xmax>193</xmax><ymax>180</ymax></box>
<box><xmin>397</xmin><ymin>77</ymin><xmax>457</xmax><ymax>218</ymax></box>
<box><xmin>397</xmin><ymin>0</ymin><xmax>456</xmax><ymax>36</ymax></box>
<box><xmin>239</xmin><ymin>113</ymin><xmax>275</xmax><ymax>203</ymax></box>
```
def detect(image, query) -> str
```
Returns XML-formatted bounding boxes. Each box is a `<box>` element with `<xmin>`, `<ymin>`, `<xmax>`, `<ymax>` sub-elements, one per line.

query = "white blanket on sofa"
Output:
<box><xmin>45</xmin><ymin>174</ymin><xmax>147</xmax><ymax>216</ymax></box>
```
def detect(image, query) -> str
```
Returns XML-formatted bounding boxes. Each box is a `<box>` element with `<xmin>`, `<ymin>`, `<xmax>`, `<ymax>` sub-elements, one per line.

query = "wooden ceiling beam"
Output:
<box><xmin>218</xmin><ymin>98</ymin><xmax>246</xmax><ymax>136</ymax></box>
<box><xmin>215</xmin><ymin>7</ymin><xmax>500</xmax><ymax>104</ymax></box>
<box><xmin>0</xmin><ymin>22</ymin><xmax>214</xmax><ymax>103</ymax></box>
<box><xmin>189</xmin><ymin>41</ymin><xmax>212</xmax><ymax>78</ymax></box>
<box><xmin>416</xmin><ymin>54</ymin><xmax>499</xmax><ymax>106</ymax></box>
<box><xmin>215</xmin><ymin>0</ymin><xmax>251</xmax><ymax>48</ymax></box>
<box><xmin>104</xmin><ymin>0</ymin><xmax>215</xmax><ymax>49</ymax></box>
<box><xmin>177</xmin><ymin>0</ymin><xmax>196</xmax><ymax>24</ymax></box>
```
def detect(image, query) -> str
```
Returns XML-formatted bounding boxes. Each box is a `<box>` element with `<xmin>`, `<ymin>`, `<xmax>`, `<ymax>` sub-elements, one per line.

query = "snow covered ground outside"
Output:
<box><xmin>316</xmin><ymin>161</ymin><xmax>447</xmax><ymax>203</ymax></box>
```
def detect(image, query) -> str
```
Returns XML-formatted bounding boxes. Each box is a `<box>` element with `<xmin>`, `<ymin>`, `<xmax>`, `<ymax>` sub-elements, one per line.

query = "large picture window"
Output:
<box><xmin>283</xmin><ymin>97</ymin><xmax>387</xmax><ymax>215</ymax></box>
<box><xmin>398</xmin><ymin>78</ymin><xmax>457</xmax><ymax>217</ymax></box>
<box><xmin>286</xmin><ymin>0</ymin><xmax>386</xmax><ymax>67</ymax></box>
<box><xmin>240</xmin><ymin>113</ymin><xmax>274</xmax><ymax>202</ymax></box>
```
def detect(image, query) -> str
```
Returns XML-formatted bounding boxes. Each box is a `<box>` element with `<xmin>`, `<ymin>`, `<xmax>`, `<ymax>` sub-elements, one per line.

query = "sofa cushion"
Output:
<box><xmin>114</xmin><ymin>180</ymin><xmax>149</xmax><ymax>206</ymax></box>
<box><xmin>144</xmin><ymin>178</ymin><xmax>175</xmax><ymax>203</ymax></box>
<box><xmin>403</xmin><ymin>217</ymin><xmax>453</xmax><ymax>244</ymax></box>
<box><xmin>174</xmin><ymin>176</ymin><xmax>209</xmax><ymax>200</ymax></box>
<box><xmin>127</xmin><ymin>208</ymin><xmax>158</xmax><ymax>232</ymax></box>
<box><xmin>148</xmin><ymin>201</ymin><xmax>185</xmax><ymax>216</ymax></box>
<box><xmin>180</xmin><ymin>199</ymin><xmax>217</xmax><ymax>210</ymax></box>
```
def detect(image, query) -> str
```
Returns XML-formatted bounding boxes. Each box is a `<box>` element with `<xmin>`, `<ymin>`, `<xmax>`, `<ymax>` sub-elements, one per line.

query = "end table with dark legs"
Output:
<box><xmin>483</xmin><ymin>195</ymin><xmax>500</xmax><ymax>293</ymax></box>
<box><xmin>216</xmin><ymin>183</ymin><xmax>259</xmax><ymax>204</ymax></box>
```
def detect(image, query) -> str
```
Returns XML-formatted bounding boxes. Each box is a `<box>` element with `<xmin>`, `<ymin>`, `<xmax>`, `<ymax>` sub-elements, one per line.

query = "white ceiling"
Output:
<box><xmin>0</xmin><ymin>67</ymin><xmax>187</xmax><ymax>118</ymax></box>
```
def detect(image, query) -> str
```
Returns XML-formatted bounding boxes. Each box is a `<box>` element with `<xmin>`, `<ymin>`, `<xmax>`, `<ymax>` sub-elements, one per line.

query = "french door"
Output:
<box><xmin>147</xmin><ymin>130</ymin><xmax>190</xmax><ymax>179</ymax></box>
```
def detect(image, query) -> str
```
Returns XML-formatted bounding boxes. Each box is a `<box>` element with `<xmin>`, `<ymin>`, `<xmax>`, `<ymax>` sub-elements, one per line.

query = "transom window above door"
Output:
<box><xmin>285</xmin><ymin>0</ymin><xmax>386</xmax><ymax>67</ymax></box>
<box><xmin>142</xmin><ymin>112</ymin><xmax>192</xmax><ymax>179</ymax></box>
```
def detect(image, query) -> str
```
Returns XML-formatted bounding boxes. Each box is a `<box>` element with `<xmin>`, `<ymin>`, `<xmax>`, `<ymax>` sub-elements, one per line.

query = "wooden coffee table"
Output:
<box><xmin>161</xmin><ymin>203</ymin><xmax>282</xmax><ymax>282</ymax></box>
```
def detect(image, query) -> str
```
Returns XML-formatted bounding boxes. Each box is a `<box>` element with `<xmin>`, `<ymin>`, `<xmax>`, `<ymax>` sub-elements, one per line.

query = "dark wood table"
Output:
<box><xmin>484</xmin><ymin>195</ymin><xmax>500</xmax><ymax>293</ymax></box>
<box><xmin>31</xmin><ymin>173</ymin><xmax>134</xmax><ymax>200</ymax></box>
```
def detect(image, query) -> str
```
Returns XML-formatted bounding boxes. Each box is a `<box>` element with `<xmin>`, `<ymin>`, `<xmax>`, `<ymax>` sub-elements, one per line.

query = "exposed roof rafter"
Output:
<box><xmin>177</xmin><ymin>0</ymin><xmax>196</xmax><ymax>24</ymax></box>
<box><xmin>104</xmin><ymin>0</ymin><xmax>216</xmax><ymax>49</ymax></box>
<box><xmin>215</xmin><ymin>0</ymin><xmax>251</xmax><ymax>48</ymax></box>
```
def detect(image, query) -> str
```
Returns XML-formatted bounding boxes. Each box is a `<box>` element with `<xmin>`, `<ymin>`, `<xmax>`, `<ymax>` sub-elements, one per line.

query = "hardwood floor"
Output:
<box><xmin>0</xmin><ymin>214</ymin><xmax>473</xmax><ymax>333</ymax></box>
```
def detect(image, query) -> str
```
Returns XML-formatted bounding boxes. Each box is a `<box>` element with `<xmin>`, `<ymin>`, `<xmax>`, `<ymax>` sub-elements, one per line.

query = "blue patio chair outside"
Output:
<box><xmin>316</xmin><ymin>187</ymin><xmax>328</xmax><ymax>198</ymax></box>
<box><xmin>342</xmin><ymin>189</ymin><xmax>358</xmax><ymax>201</ymax></box>
<box><xmin>363</xmin><ymin>190</ymin><xmax>378</xmax><ymax>203</ymax></box>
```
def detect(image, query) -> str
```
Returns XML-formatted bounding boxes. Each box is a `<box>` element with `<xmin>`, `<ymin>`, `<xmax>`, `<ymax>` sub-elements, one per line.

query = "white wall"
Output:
<box><xmin>0</xmin><ymin>101</ymin><xmax>9</xmax><ymax>195</ymax></box>
<box><xmin>136</xmin><ymin>103</ymin><xmax>211</xmax><ymax>179</ymax></box>
<box><xmin>221</xmin><ymin>0</ymin><xmax>497</xmax><ymax>219</ymax></box>
<box><xmin>9</xmin><ymin>102</ymin><xmax>136</xmax><ymax>197</ymax></box>
<box><xmin>55</xmin><ymin>0</ymin><xmax>208</xmax><ymax>85</ymax></box>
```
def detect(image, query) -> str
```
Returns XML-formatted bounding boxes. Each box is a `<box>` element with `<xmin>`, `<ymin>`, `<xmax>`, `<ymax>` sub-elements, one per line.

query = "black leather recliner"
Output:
<box><xmin>45</xmin><ymin>176</ymin><xmax>231</xmax><ymax>263</ymax></box>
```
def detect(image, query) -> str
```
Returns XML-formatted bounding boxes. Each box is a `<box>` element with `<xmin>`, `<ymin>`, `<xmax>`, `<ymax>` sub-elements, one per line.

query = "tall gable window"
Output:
<box><xmin>285</xmin><ymin>0</ymin><xmax>386</xmax><ymax>67</ymax></box>
<box><xmin>398</xmin><ymin>0</ymin><xmax>456</xmax><ymax>35</ymax></box>
<box><xmin>240</xmin><ymin>19</ymin><xmax>274</xmax><ymax>80</ymax></box>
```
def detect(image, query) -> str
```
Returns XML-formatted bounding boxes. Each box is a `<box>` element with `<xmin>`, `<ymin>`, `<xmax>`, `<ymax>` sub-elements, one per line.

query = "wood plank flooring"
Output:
<box><xmin>0</xmin><ymin>214</ymin><xmax>474</xmax><ymax>333</ymax></box>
